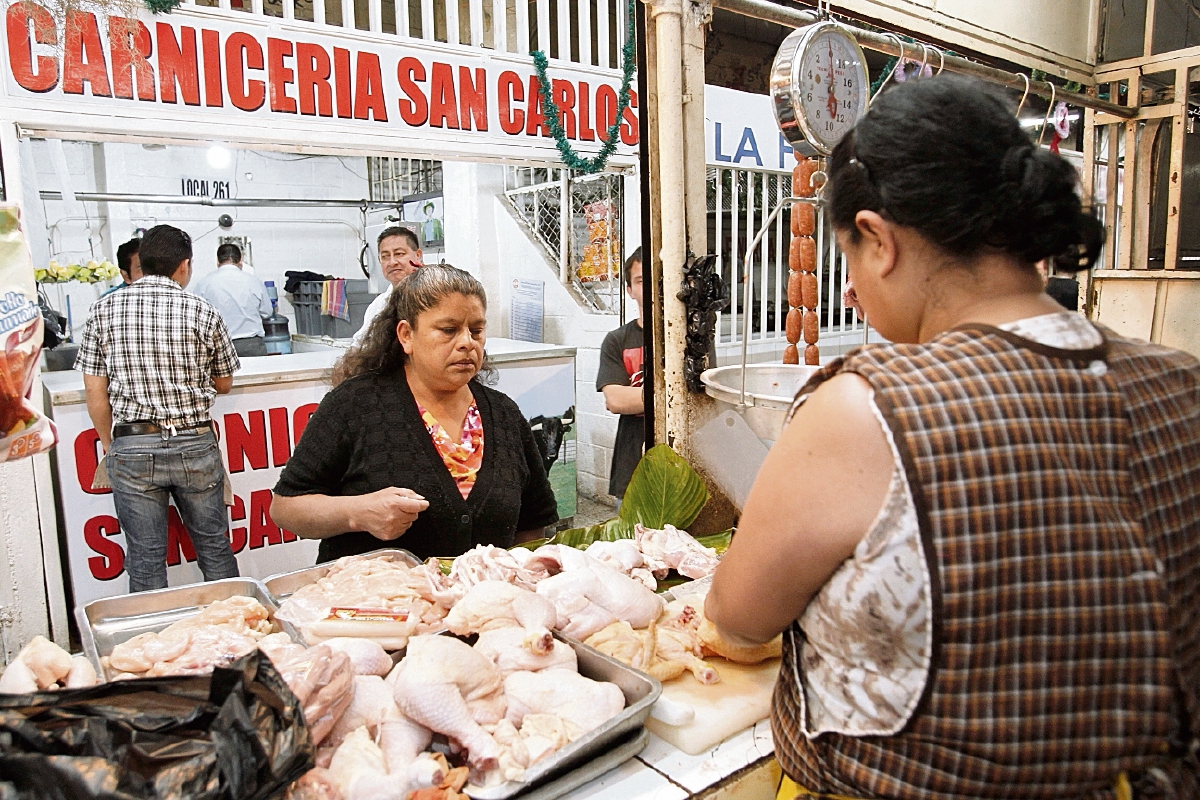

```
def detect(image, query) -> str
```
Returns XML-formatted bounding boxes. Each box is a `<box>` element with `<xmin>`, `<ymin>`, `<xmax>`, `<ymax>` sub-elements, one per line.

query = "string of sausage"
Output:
<box><xmin>785</xmin><ymin>156</ymin><xmax>820</xmax><ymax>366</ymax></box>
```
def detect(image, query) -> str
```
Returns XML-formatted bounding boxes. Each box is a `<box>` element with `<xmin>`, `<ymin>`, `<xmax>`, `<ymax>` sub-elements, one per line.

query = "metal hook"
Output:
<box><xmin>1037</xmin><ymin>81</ymin><xmax>1056</xmax><ymax>147</ymax></box>
<box><xmin>1016</xmin><ymin>73</ymin><xmax>1031</xmax><ymax>118</ymax></box>
<box><xmin>917</xmin><ymin>43</ymin><xmax>929</xmax><ymax>77</ymax></box>
<box><xmin>934</xmin><ymin>47</ymin><xmax>945</xmax><ymax>76</ymax></box>
<box><xmin>870</xmin><ymin>35</ymin><xmax>904</xmax><ymax>105</ymax></box>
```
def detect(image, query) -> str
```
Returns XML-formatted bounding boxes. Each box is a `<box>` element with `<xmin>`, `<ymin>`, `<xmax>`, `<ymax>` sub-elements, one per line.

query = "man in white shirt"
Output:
<box><xmin>353</xmin><ymin>227</ymin><xmax>423</xmax><ymax>346</ymax></box>
<box><xmin>191</xmin><ymin>243</ymin><xmax>273</xmax><ymax>357</ymax></box>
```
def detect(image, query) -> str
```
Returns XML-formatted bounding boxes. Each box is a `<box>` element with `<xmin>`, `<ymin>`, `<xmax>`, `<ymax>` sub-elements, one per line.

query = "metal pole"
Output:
<box><xmin>559</xmin><ymin>171</ymin><xmax>570</xmax><ymax>284</ymax></box>
<box><xmin>710</xmin><ymin>0</ymin><xmax>1137</xmax><ymax>119</ymax></box>
<box><xmin>37</xmin><ymin>191</ymin><xmax>404</xmax><ymax>208</ymax></box>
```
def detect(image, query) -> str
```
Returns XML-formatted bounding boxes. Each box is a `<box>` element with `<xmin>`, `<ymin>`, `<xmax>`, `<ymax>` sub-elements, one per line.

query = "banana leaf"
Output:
<box><xmin>617</xmin><ymin>445</ymin><xmax>709</xmax><ymax>531</ymax></box>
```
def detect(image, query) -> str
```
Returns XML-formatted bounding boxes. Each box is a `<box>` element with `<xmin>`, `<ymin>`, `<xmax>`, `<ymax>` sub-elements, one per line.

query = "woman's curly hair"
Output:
<box><xmin>332</xmin><ymin>263</ymin><xmax>490</xmax><ymax>386</ymax></box>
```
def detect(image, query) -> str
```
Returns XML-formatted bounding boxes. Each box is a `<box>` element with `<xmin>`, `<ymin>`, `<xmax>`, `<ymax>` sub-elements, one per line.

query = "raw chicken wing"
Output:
<box><xmin>327</xmin><ymin>675</ymin><xmax>399</xmax><ymax>747</ymax></box>
<box><xmin>446</xmin><ymin>581</ymin><xmax>557</xmax><ymax>653</ymax></box>
<box><xmin>328</xmin><ymin>726</ymin><xmax>405</xmax><ymax>800</ymax></box>
<box><xmin>473</xmin><ymin>628</ymin><xmax>577</xmax><ymax>675</ymax></box>
<box><xmin>322</xmin><ymin>637</ymin><xmax>393</xmax><ymax>676</ymax></box>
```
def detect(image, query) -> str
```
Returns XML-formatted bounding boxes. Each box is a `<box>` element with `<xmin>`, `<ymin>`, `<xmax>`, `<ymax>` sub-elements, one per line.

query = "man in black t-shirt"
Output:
<box><xmin>596</xmin><ymin>248</ymin><xmax>645</xmax><ymax>499</ymax></box>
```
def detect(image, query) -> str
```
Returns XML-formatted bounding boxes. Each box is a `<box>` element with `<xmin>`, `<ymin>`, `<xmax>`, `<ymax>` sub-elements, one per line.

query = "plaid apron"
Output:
<box><xmin>773</xmin><ymin>324</ymin><xmax>1200</xmax><ymax>799</ymax></box>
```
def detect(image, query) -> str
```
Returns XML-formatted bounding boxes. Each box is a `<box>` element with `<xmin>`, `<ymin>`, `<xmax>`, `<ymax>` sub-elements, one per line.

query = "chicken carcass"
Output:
<box><xmin>634</xmin><ymin>524</ymin><xmax>720</xmax><ymax>580</ymax></box>
<box><xmin>445</xmin><ymin>581</ymin><xmax>557</xmax><ymax>654</ymax></box>
<box><xmin>473</xmin><ymin>628</ymin><xmax>577</xmax><ymax>675</ymax></box>
<box><xmin>535</xmin><ymin>556</ymin><xmax>663</xmax><ymax>640</ymax></box>
<box><xmin>503</xmin><ymin>669</ymin><xmax>625</xmax><ymax>738</ymax></box>
<box><xmin>391</xmin><ymin>635</ymin><xmax>505</xmax><ymax>770</ymax></box>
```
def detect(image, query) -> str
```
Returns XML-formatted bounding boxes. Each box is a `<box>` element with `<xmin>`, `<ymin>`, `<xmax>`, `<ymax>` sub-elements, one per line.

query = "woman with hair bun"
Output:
<box><xmin>271</xmin><ymin>264</ymin><xmax>558</xmax><ymax>562</ymax></box>
<box><xmin>707</xmin><ymin>75</ymin><xmax>1200</xmax><ymax>798</ymax></box>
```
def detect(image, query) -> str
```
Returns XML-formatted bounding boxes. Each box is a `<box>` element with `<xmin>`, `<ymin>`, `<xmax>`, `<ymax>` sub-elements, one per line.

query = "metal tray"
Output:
<box><xmin>263</xmin><ymin>548</ymin><xmax>423</xmax><ymax>603</ymax></box>
<box><xmin>75</xmin><ymin>577</ymin><xmax>283</xmax><ymax>681</ymax></box>
<box><xmin>465</xmin><ymin>636</ymin><xmax>662</xmax><ymax>800</ymax></box>
<box><xmin>511</xmin><ymin>728</ymin><xmax>648</xmax><ymax>800</ymax></box>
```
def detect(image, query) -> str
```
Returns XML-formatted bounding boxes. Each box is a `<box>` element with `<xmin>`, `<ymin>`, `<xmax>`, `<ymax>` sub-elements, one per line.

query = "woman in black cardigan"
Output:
<box><xmin>271</xmin><ymin>264</ymin><xmax>558</xmax><ymax>562</ymax></box>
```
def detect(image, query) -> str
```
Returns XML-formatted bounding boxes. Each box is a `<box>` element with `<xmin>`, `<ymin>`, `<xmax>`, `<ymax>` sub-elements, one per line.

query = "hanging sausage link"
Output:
<box><xmin>785</xmin><ymin>155</ymin><xmax>820</xmax><ymax>366</ymax></box>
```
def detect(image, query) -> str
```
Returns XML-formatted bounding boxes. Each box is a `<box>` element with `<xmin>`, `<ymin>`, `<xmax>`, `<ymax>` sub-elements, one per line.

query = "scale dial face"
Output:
<box><xmin>772</xmin><ymin>22</ymin><xmax>870</xmax><ymax>156</ymax></box>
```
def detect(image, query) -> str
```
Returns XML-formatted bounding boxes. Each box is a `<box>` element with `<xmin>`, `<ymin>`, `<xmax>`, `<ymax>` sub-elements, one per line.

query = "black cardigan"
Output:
<box><xmin>274</xmin><ymin>371</ymin><xmax>559</xmax><ymax>562</ymax></box>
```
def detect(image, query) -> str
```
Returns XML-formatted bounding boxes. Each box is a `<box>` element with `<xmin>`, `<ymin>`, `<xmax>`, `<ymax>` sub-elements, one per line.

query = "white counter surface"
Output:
<box><xmin>570</xmin><ymin>722</ymin><xmax>776</xmax><ymax>799</ymax></box>
<box><xmin>41</xmin><ymin>337</ymin><xmax>576</xmax><ymax>406</ymax></box>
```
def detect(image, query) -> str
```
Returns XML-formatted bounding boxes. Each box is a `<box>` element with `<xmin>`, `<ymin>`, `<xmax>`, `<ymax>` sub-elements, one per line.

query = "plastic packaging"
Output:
<box><xmin>0</xmin><ymin>205</ymin><xmax>56</xmax><ymax>462</ymax></box>
<box><xmin>0</xmin><ymin>650</ymin><xmax>313</xmax><ymax>800</ymax></box>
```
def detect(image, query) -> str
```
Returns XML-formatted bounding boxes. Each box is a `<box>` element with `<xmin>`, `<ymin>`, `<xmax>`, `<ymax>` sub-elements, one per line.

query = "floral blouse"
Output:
<box><xmin>418</xmin><ymin>400</ymin><xmax>485</xmax><ymax>499</ymax></box>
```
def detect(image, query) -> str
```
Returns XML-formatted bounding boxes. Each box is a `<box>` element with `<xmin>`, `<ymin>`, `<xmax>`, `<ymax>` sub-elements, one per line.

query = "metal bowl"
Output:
<box><xmin>700</xmin><ymin>364</ymin><xmax>821</xmax><ymax>444</ymax></box>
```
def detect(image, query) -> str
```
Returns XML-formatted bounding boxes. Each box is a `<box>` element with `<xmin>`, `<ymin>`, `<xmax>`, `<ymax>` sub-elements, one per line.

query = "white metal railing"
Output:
<box><xmin>708</xmin><ymin>165</ymin><xmax>870</xmax><ymax>360</ymax></box>
<box><xmin>503</xmin><ymin>166</ymin><xmax>625</xmax><ymax>314</ymax></box>
<box><xmin>197</xmin><ymin>0</ymin><xmax>631</xmax><ymax>70</ymax></box>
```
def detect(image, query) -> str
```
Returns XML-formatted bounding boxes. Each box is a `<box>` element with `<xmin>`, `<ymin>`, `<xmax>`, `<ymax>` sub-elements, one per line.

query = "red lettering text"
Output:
<box><xmin>353</xmin><ymin>51</ymin><xmax>387</xmax><ymax>121</ymax></box>
<box><xmin>5</xmin><ymin>3</ymin><xmax>58</xmax><ymax>93</ymax></box>
<box><xmin>267</xmin><ymin>37</ymin><xmax>297</xmax><ymax>113</ymax></box>
<box><xmin>110</xmin><ymin>17</ymin><xmax>155</xmax><ymax>102</ymax></box>
<box><xmin>526</xmin><ymin>76</ymin><xmax>549</xmax><ymax>136</ymax></box>
<box><xmin>595</xmin><ymin>83</ymin><xmax>617</xmax><ymax>134</ymax></box>
<box><xmin>225</xmin><ymin>410</ymin><xmax>267</xmax><ymax>473</ymax></box>
<box><xmin>74</xmin><ymin>429</ymin><xmax>109</xmax><ymax>495</ymax></box>
<box><xmin>578</xmin><ymin>81</ymin><xmax>595</xmax><ymax>141</ymax></box>
<box><xmin>226</xmin><ymin>32</ymin><xmax>265</xmax><ymax>112</ymax></box>
<box><xmin>249</xmin><ymin>489</ymin><xmax>283</xmax><ymax>549</ymax></box>
<box><xmin>429</xmin><ymin>61</ymin><xmax>458</xmax><ymax>129</ymax></box>
<box><xmin>397</xmin><ymin>57</ymin><xmax>427</xmax><ymax>126</ymax></box>
<box><xmin>229</xmin><ymin>494</ymin><xmax>247</xmax><ymax>554</ymax></box>
<box><xmin>201</xmin><ymin>28</ymin><xmax>222</xmax><ymax>106</ymax></box>
<box><xmin>458</xmin><ymin>66</ymin><xmax>487</xmax><ymax>131</ymax></box>
<box><xmin>157</xmin><ymin>22</ymin><xmax>200</xmax><ymax>105</ymax></box>
<box><xmin>63</xmin><ymin>11</ymin><xmax>111</xmax><ymax>97</ymax></box>
<box><xmin>498</xmin><ymin>71</ymin><xmax>524</xmax><ymax>135</ymax></box>
<box><xmin>296</xmin><ymin>42</ymin><xmax>332</xmax><ymax>117</ymax></box>
<box><xmin>84</xmin><ymin>515</ymin><xmax>124</xmax><ymax>580</ymax></box>
<box><xmin>333</xmin><ymin>47</ymin><xmax>352</xmax><ymax>118</ymax></box>
<box><xmin>621</xmin><ymin>88</ymin><xmax>638</xmax><ymax>145</ymax></box>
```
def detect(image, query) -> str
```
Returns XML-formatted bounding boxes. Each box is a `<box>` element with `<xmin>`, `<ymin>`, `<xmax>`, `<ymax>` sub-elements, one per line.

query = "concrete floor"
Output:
<box><xmin>573</xmin><ymin>494</ymin><xmax>618</xmax><ymax>527</ymax></box>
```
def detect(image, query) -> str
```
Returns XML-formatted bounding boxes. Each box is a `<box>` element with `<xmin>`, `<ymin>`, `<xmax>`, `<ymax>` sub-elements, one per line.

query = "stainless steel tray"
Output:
<box><xmin>262</xmin><ymin>548</ymin><xmax>422</xmax><ymax>603</ymax></box>
<box><xmin>75</xmin><ymin>577</ymin><xmax>282</xmax><ymax>681</ymax></box>
<box><xmin>466</xmin><ymin>636</ymin><xmax>662</xmax><ymax>800</ymax></box>
<box><xmin>511</xmin><ymin>728</ymin><xmax>648</xmax><ymax>800</ymax></box>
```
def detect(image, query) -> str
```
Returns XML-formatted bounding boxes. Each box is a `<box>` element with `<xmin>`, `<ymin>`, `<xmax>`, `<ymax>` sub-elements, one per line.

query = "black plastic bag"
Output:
<box><xmin>0</xmin><ymin>651</ymin><xmax>312</xmax><ymax>800</ymax></box>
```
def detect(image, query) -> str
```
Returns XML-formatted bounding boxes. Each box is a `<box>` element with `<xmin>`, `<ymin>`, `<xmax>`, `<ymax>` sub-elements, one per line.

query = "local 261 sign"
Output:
<box><xmin>2</xmin><ymin>2</ymin><xmax>639</xmax><ymax>150</ymax></box>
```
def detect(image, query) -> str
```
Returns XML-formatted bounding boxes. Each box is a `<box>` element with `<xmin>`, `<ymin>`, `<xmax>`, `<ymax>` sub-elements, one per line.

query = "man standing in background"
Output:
<box><xmin>101</xmin><ymin>238</ymin><xmax>142</xmax><ymax>297</ymax></box>
<box><xmin>353</xmin><ymin>226</ymin><xmax>423</xmax><ymax>345</ymax></box>
<box><xmin>76</xmin><ymin>225</ymin><xmax>241</xmax><ymax>592</ymax></box>
<box><xmin>596</xmin><ymin>248</ymin><xmax>644</xmax><ymax>501</ymax></box>
<box><xmin>191</xmin><ymin>243</ymin><xmax>272</xmax><ymax>357</ymax></box>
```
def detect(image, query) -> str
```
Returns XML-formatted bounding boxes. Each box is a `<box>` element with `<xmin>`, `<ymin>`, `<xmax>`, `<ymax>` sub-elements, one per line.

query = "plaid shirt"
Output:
<box><xmin>76</xmin><ymin>275</ymin><xmax>239</xmax><ymax>428</ymax></box>
<box><xmin>774</xmin><ymin>324</ymin><xmax>1200</xmax><ymax>799</ymax></box>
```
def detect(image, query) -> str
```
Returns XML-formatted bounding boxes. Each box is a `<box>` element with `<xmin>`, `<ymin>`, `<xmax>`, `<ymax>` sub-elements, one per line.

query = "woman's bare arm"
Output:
<box><xmin>705</xmin><ymin>373</ymin><xmax>894</xmax><ymax>646</ymax></box>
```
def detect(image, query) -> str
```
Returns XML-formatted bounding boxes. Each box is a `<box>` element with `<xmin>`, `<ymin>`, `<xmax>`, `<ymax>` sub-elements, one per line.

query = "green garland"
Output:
<box><xmin>531</xmin><ymin>0</ymin><xmax>637</xmax><ymax>174</ymax></box>
<box><xmin>144</xmin><ymin>0</ymin><xmax>181</xmax><ymax>13</ymax></box>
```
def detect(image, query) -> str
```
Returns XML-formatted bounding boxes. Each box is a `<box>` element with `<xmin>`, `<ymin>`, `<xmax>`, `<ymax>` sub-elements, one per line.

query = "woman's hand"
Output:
<box><xmin>349</xmin><ymin>488</ymin><xmax>430</xmax><ymax>541</ymax></box>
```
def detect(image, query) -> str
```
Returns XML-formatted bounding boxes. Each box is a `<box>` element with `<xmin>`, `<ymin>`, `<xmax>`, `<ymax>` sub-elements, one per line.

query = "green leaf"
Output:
<box><xmin>618</xmin><ymin>445</ymin><xmax>708</xmax><ymax>531</ymax></box>
<box><xmin>549</xmin><ymin>517</ymin><xmax>633</xmax><ymax>548</ymax></box>
<box><xmin>694</xmin><ymin>529</ymin><xmax>733</xmax><ymax>555</ymax></box>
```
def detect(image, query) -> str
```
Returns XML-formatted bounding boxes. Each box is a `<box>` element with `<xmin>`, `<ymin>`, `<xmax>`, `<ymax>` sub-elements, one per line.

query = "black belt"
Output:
<box><xmin>112</xmin><ymin>421</ymin><xmax>212</xmax><ymax>438</ymax></box>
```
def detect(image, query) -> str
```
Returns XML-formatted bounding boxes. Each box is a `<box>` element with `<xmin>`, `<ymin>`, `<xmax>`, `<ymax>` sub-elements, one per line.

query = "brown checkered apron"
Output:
<box><xmin>773</xmin><ymin>324</ymin><xmax>1200</xmax><ymax>800</ymax></box>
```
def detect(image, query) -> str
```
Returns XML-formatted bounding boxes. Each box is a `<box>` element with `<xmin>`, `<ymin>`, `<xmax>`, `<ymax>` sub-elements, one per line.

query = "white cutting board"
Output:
<box><xmin>646</xmin><ymin>659</ymin><xmax>780</xmax><ymax>755</ymax></box>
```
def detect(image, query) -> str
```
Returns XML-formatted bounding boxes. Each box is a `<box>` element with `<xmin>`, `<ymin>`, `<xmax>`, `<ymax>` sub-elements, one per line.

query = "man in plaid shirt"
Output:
<box><xmin>76</xmin><ymin>225</ymin><xmax>242</xmax><ymax>592</ymax></box>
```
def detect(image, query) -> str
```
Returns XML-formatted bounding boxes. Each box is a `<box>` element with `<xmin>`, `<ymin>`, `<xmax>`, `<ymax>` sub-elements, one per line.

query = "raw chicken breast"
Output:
<box><xmin>503</xmin><ymin>669</ymin><xmax>625</xmax><ymax>736</ymax></box>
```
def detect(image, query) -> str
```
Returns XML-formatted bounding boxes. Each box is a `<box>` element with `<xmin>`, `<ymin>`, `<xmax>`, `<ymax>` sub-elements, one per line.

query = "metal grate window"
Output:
<box><xmin>368</xmin><ymin>157</ymin><xmax>444</xmax><ymax>201</ymax></box>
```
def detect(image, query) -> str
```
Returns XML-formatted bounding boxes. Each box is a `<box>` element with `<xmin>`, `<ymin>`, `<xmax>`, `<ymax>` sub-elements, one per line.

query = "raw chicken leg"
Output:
<box><xmin>378</xmin><ymin>713</ymin><xmax>445</xmax><ymax>791</ymax></box>
<box><xmin>327</xmin><ymin>675</ymin><xmax>399</xmax><ymax>747</ymax></box>
<box><xmin>503</xmin><ymin>669</ymin><xmax>625</xmax><ymax>736</ymax></box>
<box><xmin>327</xmin><ymin>726</ymin><xmax>405</xmax><ymax>800</ymax></box>
<box><xmin>473</xmin><ymin>628</ymin><xmax>576</xmax><ymax>675</ymax></box>
<box><xmin>391</xmin><ymin>635</ymin><xmax>504</xmax><ymax>770</ymax></box>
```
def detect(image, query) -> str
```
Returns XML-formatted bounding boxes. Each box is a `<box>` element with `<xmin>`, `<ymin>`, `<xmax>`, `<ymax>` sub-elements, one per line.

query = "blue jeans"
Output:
<box><xmin>106</xmin><ymin>429</ymin><xmax>239</xmax><ymax>592</ymax></box>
